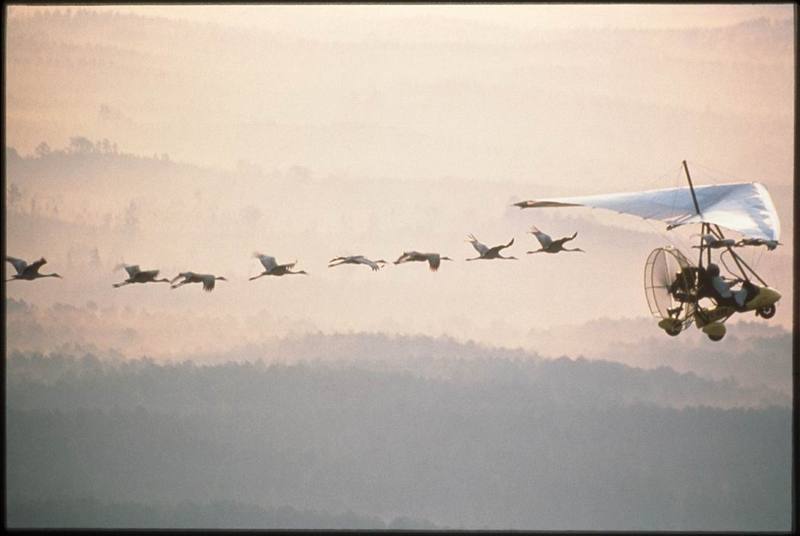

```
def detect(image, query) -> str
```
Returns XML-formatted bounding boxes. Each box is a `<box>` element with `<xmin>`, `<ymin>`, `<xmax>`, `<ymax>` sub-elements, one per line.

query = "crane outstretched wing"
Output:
<box><xmin>495</xmin><ymin>237</ymin><xmax>514</xmax><ymax>251</ymax></box>
<box><xmin>467</xmin><ymin>234</ymin><xmax>489</xmax><ymax>255</ymax></box>
<box><xmin>6</xmin><ymin>256</ymin><xmax>28</xmax><ymax>275</ymax></box>
<box><xmin>554</xmin><ymin>232</ymin><xmax>578</xmax><ymax>246</ymax></box>
<box><xmin>529</xmin><ymin>227</ymin><xmax>552</xmax><ymax>248</ymax></box>
<box><xmin>25</xmin><ymin>258</ymin><xmax>47</xmax><ymax>274</ymax></box>
<box><xmin>200</xmin><ymin>274</ymin><xmax>216</xmax><ymax>292</ymax></box>
<box><xmin>254</xmin><ymin>253</ymin><xmax>278</xmax><ymax>272</ymax></box>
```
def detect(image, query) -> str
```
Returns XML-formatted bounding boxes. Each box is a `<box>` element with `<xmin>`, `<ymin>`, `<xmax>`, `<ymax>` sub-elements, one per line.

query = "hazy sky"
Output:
<box><xmin>13</xmin><ymin>4</ymin><xmax>793</xmax><ymax>32</ymax></box>
<box><xmin>4</xmin><ymin>4</ymin><xmax>794</xmax><ymax>357</ymax></box>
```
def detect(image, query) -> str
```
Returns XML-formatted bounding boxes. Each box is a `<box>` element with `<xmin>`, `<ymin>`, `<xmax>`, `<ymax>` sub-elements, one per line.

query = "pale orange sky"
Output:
<box><xmin>9</xmin><ymin>4</ymin><xmax>793</xmax><ymax>31</ymax></box>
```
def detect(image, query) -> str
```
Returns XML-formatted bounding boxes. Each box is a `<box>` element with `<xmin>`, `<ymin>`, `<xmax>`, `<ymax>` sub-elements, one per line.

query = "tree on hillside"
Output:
<box><xmin>35</xmin><ymin>142</ymin><xmax>51</xmax><ymax>158</ymax></box>
<box><xmin>68</xmin><ymin>136</ymin><xmax>94</xmax><ymax>155</ymax></box>
<box><xmin>7</xmin><ymin>183</ymin><xmax>22</xmax><ymax>210</ymax></box>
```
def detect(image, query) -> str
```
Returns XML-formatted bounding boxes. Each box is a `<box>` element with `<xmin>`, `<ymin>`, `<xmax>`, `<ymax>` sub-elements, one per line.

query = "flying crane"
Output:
<box><xmin>465</xmin><ymin>235</ymin><xmax>517</xmax><ymax>261</ymax></box>
<box><xmin>170</xmin><ymin>272</ymin><xmax>228</xmax><ymax>292</ymax></box>
<box><xmin>328</xmin><ymin>255</ymin><xmax>388</xmax><ymax>271</ymax></box>
<box><xmin>514</xmin><ymin>161</ymin><xmax>782</xmax><ymax>341</ymax></box>
<box><xmin>6</xmin><ymin>256</ymin><xmax>62</xmax><ymax>281</ymax></box>
<box><xmin>394</xmin><ymin>251</ymin><xmax>453</xmax><ymax>271</ymax></box>
<box><xmin>525</xmin><ymin>227</ymin><xmax>584</xmax><ymax>254</ymax></box>
<box><xmin>250</xmin><ymin>253</ymin><xmax>308</xmax><ymax>279</ymax></box>
<box><xmin>113</xmin><ymin>264</ymin><xmax>171</xmax><ymax>287</ymax></box>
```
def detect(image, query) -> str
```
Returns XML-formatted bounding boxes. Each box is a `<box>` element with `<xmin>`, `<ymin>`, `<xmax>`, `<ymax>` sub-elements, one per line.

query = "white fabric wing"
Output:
<box><xmin>516</xmin><ymin>182</ymin><xmax>780</xmax><ymax>242</ymax></box>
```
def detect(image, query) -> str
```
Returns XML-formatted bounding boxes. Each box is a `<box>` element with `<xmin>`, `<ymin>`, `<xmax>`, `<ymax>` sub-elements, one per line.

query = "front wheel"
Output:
<box><xmin>757</xmin><ymin>304</ymin><xmax>776</xmax><ymax>319</ymax></box>
<box><xmin>665</xmin><ymin>325</ymin><xmax>682</xmax><ymax>336</ymax></box>
<box><xmin>708</xmin><ymin>332</ymin><xmax>725</xmax><ymax>342</ymax></box>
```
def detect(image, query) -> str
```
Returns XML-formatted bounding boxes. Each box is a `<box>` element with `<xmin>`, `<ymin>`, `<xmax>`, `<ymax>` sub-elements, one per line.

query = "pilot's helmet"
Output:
<box><xmin>706</xmin><ymin>263</ymin><xmax>720</xmax><ymax>277</ymax></box>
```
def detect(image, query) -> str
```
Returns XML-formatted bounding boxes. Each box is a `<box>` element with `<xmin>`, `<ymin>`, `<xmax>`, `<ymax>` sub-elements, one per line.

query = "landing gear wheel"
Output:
<box><xmin>665</xmin><ymin>325</ymin><xmax>682</xmax><ymax>336</ymax></box>
<box><xmin>757</xmin><ymin>304</ymin><xmax>776</xmax><ymax>319</ymax></box>
<box><xmin>702</xmin><ymin>322</ymin><xmax>726</xmax><ymax>341</ymax></box>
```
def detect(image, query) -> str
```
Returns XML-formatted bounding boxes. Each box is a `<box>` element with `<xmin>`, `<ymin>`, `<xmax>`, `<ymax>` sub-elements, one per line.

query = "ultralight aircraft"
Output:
<box><xmin>514</xmin><ymin>161</ymin><xmax>782</xmax><ymax>341</ymax></box>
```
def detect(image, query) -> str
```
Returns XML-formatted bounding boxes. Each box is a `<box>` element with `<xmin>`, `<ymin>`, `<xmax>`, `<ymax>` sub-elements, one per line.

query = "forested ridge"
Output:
<box><xmin>7</xmin><ymin>345</ymin><xmax>790</xmax><ymax>530</ymax></box>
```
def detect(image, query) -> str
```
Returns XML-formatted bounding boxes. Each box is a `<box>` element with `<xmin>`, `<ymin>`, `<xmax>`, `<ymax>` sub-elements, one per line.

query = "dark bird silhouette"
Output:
<box><xmin>465</xmin><ymin>234</ymin><xmax>517</xmax><ymax>261</ymax></box>
<box><xmin>328</xmin><ymin>255</ymin><xmax>388</xmax><ymax>271</ymax></box>
<box><xmin>170</xmin><ymin>271</ymin><xmax>228</xmax><ymax>292</ymax></box>
<box><xmin>6</xmin><ymin>256</ymin><xmax>62</xmax><ymax>281</ymax></box>
<box><xmin>394</xmin><ymin>251</ymin><xmax>453</xmax><ymax>272</ymax></box>
<box><xmin>113</xmin><ymin>264</ymin><xmax>171</xmax><ymax>287</ymax></box>
<box><xmin>527</xmin><ymin>226</ymin><xmax>584</xmax><ymax>254</ymax></box>
<box><xmin>250</xmin><ymin>253</ymin><xmax>308</xmax><ymax>280</ymax></box>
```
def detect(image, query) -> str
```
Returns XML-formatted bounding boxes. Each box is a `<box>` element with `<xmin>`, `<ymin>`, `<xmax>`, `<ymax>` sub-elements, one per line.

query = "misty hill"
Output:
<box><xmin>7</xmin><ymin>296</ymin><xmax>792</xmax><ymax>402</ymax></box>
<box><xmin>167</xmin><ymin>329</ymin><xmax>792</xmax><ymax>404</ymax></box>
<box><xmin>526</xmin><ymin>316</ymin><xmax>792</xmax><ymax>395</ymax></box>
<box><xmin>6</xmin><ymin>349</ymin><xmax>789</xmax><ymax>530</ymax></box>
<box><xmin>6</xmin><ymin>332</ymin><xmax>788</xmax><ymax>415</ymax></box>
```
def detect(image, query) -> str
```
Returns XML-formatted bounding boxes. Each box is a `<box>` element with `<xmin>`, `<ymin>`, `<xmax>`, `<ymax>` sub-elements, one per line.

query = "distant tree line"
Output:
<box><xmin>7</xmin><ymin>496</ymin><xmax>439</xmax><ymax>530</ymax></box>
<box><xmin>3</xmin><ymin>137</ymin><xmax>171</xmax><ymax>166</ymax></box>
<box><xmin>30</xmin><ymin>136</ymin><xmax>168</xmax><ymax>162</ymax></box>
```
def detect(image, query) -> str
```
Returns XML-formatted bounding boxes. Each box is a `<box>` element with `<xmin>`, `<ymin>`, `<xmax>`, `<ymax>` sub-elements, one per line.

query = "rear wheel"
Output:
<box><xmin>757</xmin><ymin>304</ymin><xmax>776</xmax><ymax>319</ymax></box>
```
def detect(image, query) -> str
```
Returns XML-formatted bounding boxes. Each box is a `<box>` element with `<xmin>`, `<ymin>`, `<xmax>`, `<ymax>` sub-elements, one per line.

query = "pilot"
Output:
<box><xmin>705</xmin><ymin>263</ymin><xmax>749</xmax><ymax>309</ymax></box>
